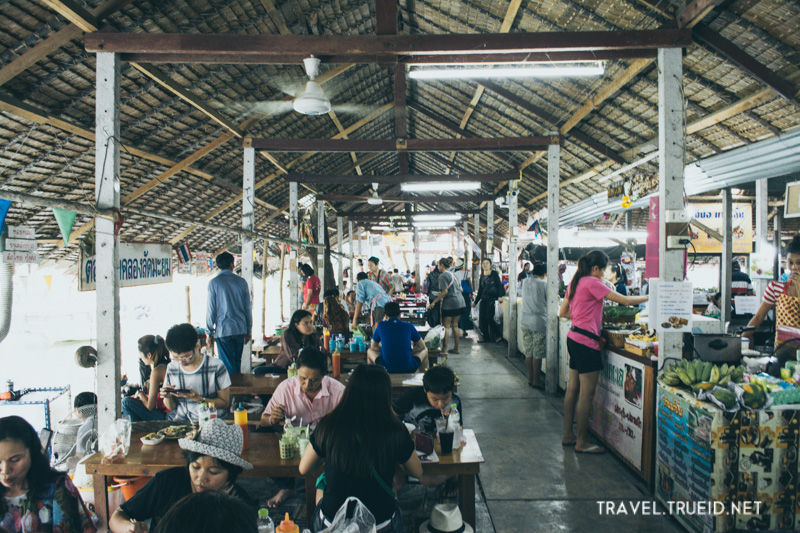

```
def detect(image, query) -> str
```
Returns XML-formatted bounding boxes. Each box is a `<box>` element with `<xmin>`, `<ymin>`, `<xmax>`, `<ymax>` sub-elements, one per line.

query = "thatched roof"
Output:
<box><xmin>0</xmin><ymin>0</ymin><xmax>798</xmax><ymax>262</ymax></box>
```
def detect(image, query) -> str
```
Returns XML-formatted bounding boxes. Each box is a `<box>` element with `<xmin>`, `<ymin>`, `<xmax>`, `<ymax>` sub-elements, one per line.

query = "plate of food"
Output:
<box><xmin>141</xmin><ymin>432</ymin><xmax>165</xmax><ymax>446</ymax></box>
<box><xmin>157</xmin><ymin>425</ymin><xmax>193</xmax><ymax>440</ymax></box>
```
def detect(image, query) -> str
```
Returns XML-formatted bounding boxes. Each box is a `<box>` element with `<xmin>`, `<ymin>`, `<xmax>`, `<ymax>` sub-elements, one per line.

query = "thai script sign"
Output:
<box><xmin>80</xmin><ymin>242</ymin><xmax>172</xmax><ymax>291</ymax></box>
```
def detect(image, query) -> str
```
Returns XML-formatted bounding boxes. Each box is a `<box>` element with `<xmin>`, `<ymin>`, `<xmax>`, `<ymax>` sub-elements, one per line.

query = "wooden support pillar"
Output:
<box><xmin>317</xmin><ymin>200</ymin><xmax>325</xmax><ymax>297</ymax></box>
<box><xmin>658</xmin><ymin>47</ymin><xmax>685</xmax><ymax>365</ymax></box>
<box><xmin>261</xmin><ymin>239</ymin><xmax>268</xmax><ymax>341</ymax></box>
<box><xmin>755</xmin><ymin>179</ymin><xmax>770</xmax><ymax>299</ymax></box>
<box><xmin>337</xmin><ymin>217</ymin><xmax>344</xmax><ymax>293</ymax></box>
<box><xmin>289</xmin><ymin>181</ymin><xmax>299</xmax><ymax>314</ymax></box>
<box><xmin>507</xmin><ymin>184</ymin><xmax>519</xmax><ymax>358</ymax></box>
<box><xmin>721</xmin><ymin>188</ymin><xmax>733</xmax><ymax>330</ymax></box>
<box><xmin>241</xmin><ymin>147</ymin><xmax>255</xmax><ymax>373</ymax></box>
<box><xmin>545</xmin><ymin>140</ymin><xmax>560</xmax><ymax>395</ymax></box>
<box><xmin>95</xmin><ymin>52</ymin><xmax>122</xmax><ymax>432</ymax></box>
<box><xmin>774</xmin><ymin>212</ymin><xmax>782</xmax><ymax>282</ymax></box>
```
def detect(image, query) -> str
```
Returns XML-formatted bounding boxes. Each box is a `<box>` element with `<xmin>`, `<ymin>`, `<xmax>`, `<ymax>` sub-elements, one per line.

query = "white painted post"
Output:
<box><xmin>241</xmin><ymin>147</ymin><xmax>255</xmax><ymax>374</ymax></box>
<box><xmin>337</xmin><ymin>217</ymin><xmax>344</xmax><ymax>293</ymax></box>
<box><xmin>357</xmin><ymin>226</ymin><xmax>363</xmax><ymax>258</ymax></box>
<box><xmin>289</xmin><ymin>182</ymin><xmax>299</xmax><ymax>314</ymax></box>
<box><xmin>349</xmin><ymin>221</ymin><xmax>355</xmax><ymax>282</ymax></box>
<box><xmin>317</xmin><ymin>200</ymin><xmax>325</xmax><ymax>295</ymax></box>
<box><xmin>486</xmin><ymin>202</ymin><xmax>494</xmax><ymax>260</ymax></box>
<box><xmin>507</xmin><ymin>184</ymin><xmax>519</xmax><ymax>358</ymax></box>
<box><xmin>545</xmin><ymin>140</ymin><xmax>560</xmax><ymax>395</ymax></box>
<box><xmin>755</xmin><ymin>179</ymin><xmax>769</xmax><ymax>299</ymax></box>
<box><xmin>414</xmin><ymin>227</ymin><xmax>421</xmax><ymax>293</ymax></box>
<box><xmin>658</xmin><ymin>48</ymin><xmax>686</xmax><ymax>366</ymax></box>
<box><xmin>474</xmin><ymin>213</ymin><xmax>480</xmax><ymax>288</ymax></box>
<box><xmin>95</xmin><ymin>52</ymin><xmax>121</xmax><ymax>431</ymax></box>
<box><xmin>463</xmin><ymin>220</ymin><xmax>469</xmax><ymax>265</ymax></box>
<box><xmin>721</xmin><ymin>189</ymin><xmax>733</xmax><ymax>330</ymax></box>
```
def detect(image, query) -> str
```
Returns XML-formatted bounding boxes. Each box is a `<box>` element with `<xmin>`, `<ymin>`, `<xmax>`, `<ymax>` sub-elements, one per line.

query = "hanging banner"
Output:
<box><xmin>5</xmin><ymin>238</ymin><xmax>37</xmax><ymax>251</ymax></box>
<box><xmin>2</xmin><ymin>251</ymin><xmax>39</xmax><ymax>264</ymax></box>
<box><xmin>689</xmin><ymin>203</ymin><xmax>753</xmax><ymax>253</ymax></box>
<box><xmin>645</xmin><ymin>196</ymin><xmax>659</xmax><ymax>279</ymax></box>
<box><xmin>8</xmin><ymin>226</ymin><xmax>34</xmax><ymax>239</ymax></box>
<box><xmin>80</xmin><ymin>242</ymin><xmax>173</xmax><ymax>291</ymax></box>
<box><xmin>51</xmin><ymin>208</ymin><xmax>77</xmax><ymax>247</ymax></box>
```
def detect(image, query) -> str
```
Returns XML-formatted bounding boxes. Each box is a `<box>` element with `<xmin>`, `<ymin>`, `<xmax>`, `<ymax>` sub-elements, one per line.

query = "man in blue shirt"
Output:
<box><xmin>351</xmin><ymin>272</ymin><xmax>393</xmax><ymax>330</ymax></box>
<box><xmin>206</xmin><ymin>252</ymin><xmax>252</xmax><ymax>374</ymax></box>
<box><xmin>368</xmin><ymin>302</ymin><xmax>428</xmax><ymax>373</ymax></box>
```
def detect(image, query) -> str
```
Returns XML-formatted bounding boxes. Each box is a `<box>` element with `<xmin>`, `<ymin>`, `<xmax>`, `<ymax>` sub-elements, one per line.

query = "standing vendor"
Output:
<box><xmin>743</xmin><ymin>235</ymin><xmax>800</xmax><ymax>353</ymax></box>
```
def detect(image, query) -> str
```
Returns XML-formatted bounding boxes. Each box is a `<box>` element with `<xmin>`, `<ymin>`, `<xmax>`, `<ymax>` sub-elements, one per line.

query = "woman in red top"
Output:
<box><xmin>558</xmin><ymin>251</ymin><xmax>647</xmax><ymax>454</ymax></box>
<box><xmin>301</xmin><ymin>264</ymin><xmax>322</xmax><ymax>312</ymax></box>
<box><xmin>744</xmin><ymin>235</ymin><xmax>800</xmax><ymax>352</ymax></box>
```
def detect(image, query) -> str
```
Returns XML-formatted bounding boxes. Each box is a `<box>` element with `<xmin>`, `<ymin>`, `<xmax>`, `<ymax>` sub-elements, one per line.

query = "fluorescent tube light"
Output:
<box><xmin>409</xmin><ymin>63</ymin><xmax>604</xmax><ymax>80</ymax></box>
<box><xmin>412</xmin><ymin>220</ymin><xmax>457</xmax><ymax>228</ymax></box>
<box><xmin>412</xmin><ymin>214</ymin><xmax>462</xmax><ymax>221</ymax></box>
<box><xmin>402</xmin><ymin>182</ymin><xmax>481</xmax><ymax>192</ymax></box>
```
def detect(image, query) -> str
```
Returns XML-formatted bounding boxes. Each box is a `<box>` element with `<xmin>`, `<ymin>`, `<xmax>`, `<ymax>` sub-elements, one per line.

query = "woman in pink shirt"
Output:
<box><xmin>558</xmin><ymin>250</ymin><xmax>647</xmax><ymax>454</ymax></box>
<box><xmin>259</xmin><ymin>347</ymin><xmax>345</xmax><ymax>507</ymax></box>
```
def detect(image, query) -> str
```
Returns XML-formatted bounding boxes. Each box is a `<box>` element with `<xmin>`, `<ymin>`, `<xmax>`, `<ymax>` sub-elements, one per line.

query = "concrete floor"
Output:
<box><xmin>448</xmin><ymin>334</ymin><xmax>688</xmax><ymax>533</ymax></box>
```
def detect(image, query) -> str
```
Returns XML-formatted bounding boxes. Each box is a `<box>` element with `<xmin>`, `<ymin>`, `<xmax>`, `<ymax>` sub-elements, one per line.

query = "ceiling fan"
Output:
<box><xmin>226</xmin><ymin>56</ymin><xmax>374</xmax><ymax>118</ymax></box>
<box><xmin>367</xmin><ymin>182</ymin><xmax>383</xmax><ymax>205</ymax></box>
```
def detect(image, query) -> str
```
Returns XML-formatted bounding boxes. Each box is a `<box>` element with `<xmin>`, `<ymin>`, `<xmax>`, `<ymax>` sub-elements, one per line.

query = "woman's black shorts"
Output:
<box><xmin>441</xmin><ymin>307</ymin><xmax>465</xmax><ymax>318</ymax></box>
<box><xmin>567</xmin><ymin>337</ymin><xmax>603</xmax><ymax>374</ymax></box>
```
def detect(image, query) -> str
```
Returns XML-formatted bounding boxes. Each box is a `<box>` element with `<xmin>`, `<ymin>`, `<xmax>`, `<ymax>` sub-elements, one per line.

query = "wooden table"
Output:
<box><xmin>83</xmin><ymin>428</ymin><xmax>483</xmax><ymax>529</ymax></box>
<box><xmin>338</xmin><ymin>348</ymin><xmax>441</xmax><ymax>366</ymax></box>
<box><xmin>230</xmin><ymin>372</ymin><xmax>425</xmax><ymax>396</ymax></box>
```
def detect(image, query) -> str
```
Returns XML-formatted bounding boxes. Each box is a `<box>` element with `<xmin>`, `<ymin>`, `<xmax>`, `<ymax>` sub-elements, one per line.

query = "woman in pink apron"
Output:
<box><xmin>744</xmin><ymin>235</ymin><xmax>800</xmax><ymax>356</ymax></box>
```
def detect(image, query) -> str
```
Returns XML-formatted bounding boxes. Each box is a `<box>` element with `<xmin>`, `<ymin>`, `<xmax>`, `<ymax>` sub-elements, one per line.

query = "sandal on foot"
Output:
<box><xmin>575</xmin><ymin>445</ymin><xmax>605</xmax><ymax>454</ymax></box>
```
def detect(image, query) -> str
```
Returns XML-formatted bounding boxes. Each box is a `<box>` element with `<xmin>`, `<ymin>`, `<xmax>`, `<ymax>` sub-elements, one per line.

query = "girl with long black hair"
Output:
<box><xmin>255</xmin><ymin>310</ymin><xmax>320</xmax><ymax>375</ymax></box>
<box><xmin>122</xmin><ymin>334</ymin><xmax>171</xmax><ymax>421</ymax></box>
<box><xmin>558</xmin><ymin>251</ymin><xmax>647</xmax><ymax>453</ymax></box>
<box><xmin>299</xmin><ymin>365</ymin><xmax>423</xmax><ymax>532</ymax></box>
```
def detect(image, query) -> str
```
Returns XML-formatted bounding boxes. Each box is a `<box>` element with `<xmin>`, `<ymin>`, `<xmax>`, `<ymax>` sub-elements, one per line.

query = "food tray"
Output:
<box><xmin>603</xmin><ymin>329</ymin><xmax>636</xmax><ymax>348</ymax></box>
<box><xmin>625</xmin><ymin>342</ymin><xmax>654</xmax><ymax>357</ymax></box>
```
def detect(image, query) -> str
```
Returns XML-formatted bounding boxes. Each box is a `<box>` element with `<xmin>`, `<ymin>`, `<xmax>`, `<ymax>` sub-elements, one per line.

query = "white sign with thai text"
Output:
<box><xmin>7</xmin><ymin>226</ymin><xmax>35</xmax><ymax>239</ymax></box>
<box><xmin>80</xmin><ymin>242</ymin><xmax>173</xmax><ymax>291</ymax></box>
<box><xmin>5</xmin><ymin>238</ymin><xmax>37</xmax><ymax>251</ymax></box>
<box><xmin>657</xmin><ymin>281</ymin><xmax>694</xmax><ymax>331</ymax></box>
<box><xmin>2</xmin><ymin>251</ymin><xmax>39</xmax><ymax>264</ymax></box>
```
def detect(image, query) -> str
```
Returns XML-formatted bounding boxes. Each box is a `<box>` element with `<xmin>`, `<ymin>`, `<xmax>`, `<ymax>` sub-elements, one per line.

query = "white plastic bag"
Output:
<box><xmin>99</xmin><ymin>419</ymin><xmax>131</xmax><ymax>461</ymax></box>
<box><xmin>471</xmin><ymin>305</ymin><xmax>479</xmax><ymax>323</ymax></box>
<box><xmin>494</xmin><ymin>300</ymin><xmax>503</xmax><ymax>324</ymax></box>
<box><xmin>318</xmin><ymin>497</ymin><xmax>377</xmax><ymax>533</ymax></box>
<box><xmin>424</xmin><ymin>325</ymin><xmax>446</xmax><ymax>351</ymax></box>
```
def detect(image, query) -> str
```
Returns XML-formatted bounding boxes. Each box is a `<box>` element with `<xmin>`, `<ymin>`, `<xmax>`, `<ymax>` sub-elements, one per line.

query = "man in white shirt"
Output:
<box><xmin>391</xmin><ymin>268</ymin><xmax>406</xmax><ymax>294</ymax></box>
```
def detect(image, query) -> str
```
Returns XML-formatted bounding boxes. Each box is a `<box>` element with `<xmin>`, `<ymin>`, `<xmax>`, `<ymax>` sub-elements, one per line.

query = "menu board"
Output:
<box><xmin>590</xmin><ymin>350</ymin><xmax>645</xmax><ymax>469</ymax></box>
<box><xmin>657</xmin><ymin>281</ymin><xmax>694</xmax><ymax>330</ymax></box>
<box><xmin>689</xmin><ymin>203</ymin><xmax>753</xmax><ymax>253</ymax></box>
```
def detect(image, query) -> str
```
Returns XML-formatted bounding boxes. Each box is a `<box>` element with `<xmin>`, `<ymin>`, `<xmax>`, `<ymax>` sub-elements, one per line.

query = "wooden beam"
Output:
<box><xmin>85</xmin><ymin>30</ymin><xmax>693</xmax><ymax>58</ymax></box>
<box><xmin>560</xmin><ymin>57</ymin><xmax>653</xmax><ymax>135</ymax></box>
<box><xmin>0</xmin><ymin>0</ymin><xmax>134</xmax><ymax>87</ymax></box>
<box><xmin>39</xmin><ymin>0</ymin><xmax>98</xmax><ymax>32</ymax></box>
<box><xmin>258</xmin><ymin>0</ymin><xmax>292</xmax><ymax>34</ymax></box>
<box><xmin>286</xmin><ymin>172</ymin><xmax>518</xmax><ymax>184</ymax></box>
<box><xmin>339</xmin><ymin>209</ymin><xmax>481</xmax><ymax>217</ymax></box>
<box><xmin>375</xmin><ymin>0</ymin><xmax>398</xmax><ymax>35</ymax></box>
<box><xmin>693</xmin><ymin>25</ymin><xmax>797</xmax><ymax>103</ymax></box>
<box><xmin>119</xmin><ymin>49</ymin><xmax>660</xmax><ymax>65</ymax></box>
<box><xmin>394</xmin><ymin>65</ymin><xmax>409</xmax><ymax>174</ymax></box>
<box><xmin>676</xmin><ymin>0</ymin><xmax>724</xmax><ymax>29</ymax></box>
<box><xmin>318</xmin><ymin>194</ymin><xmax>497</xmax><ymax>203</ymax></box>
<box><xmin>478</xmin><ymin>80</ymin><xmax>626</xmax><ymax>165</ymax></box>
<box><xmin>246</xmin><ymin>136</ymin><xmax>557</xmax><ymax>152</ymax></box>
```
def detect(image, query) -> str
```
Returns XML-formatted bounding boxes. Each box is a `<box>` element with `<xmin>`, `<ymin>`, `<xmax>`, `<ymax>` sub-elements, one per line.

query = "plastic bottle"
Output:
<box><xmin>198</xmin><ymin>402</ymin><xmax>210</xmax><ymax>426</ymax></box>
<box><xmin>332</xmin><ymin>351</ymin><xmax>341</xmax><ymax>379</ymax></box>
<box><xmin>234</xmin><ymin>403</ymin><xmax>249</xmax><ymax>451</ymax></box>
<box><xmin>257</xmin><ymin>508</ymin><xmax>275</xmax><ymax>533</ymax></box>
<box><xmin>449</xmin><ymin>403</ymin><xmax>461</xmax><ymax>446</ymax></box>
<box><xmin>276</xmin><ymin>512</ymin><xmax>299</xmax><ymax>533</ymax></box>
<box><xmin>323</xmin><ymin>328</ymin><xmax>331</xmax><ymax>349</ymax></box>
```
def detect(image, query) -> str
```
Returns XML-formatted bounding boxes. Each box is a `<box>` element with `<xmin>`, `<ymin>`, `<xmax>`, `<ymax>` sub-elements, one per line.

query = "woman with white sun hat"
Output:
<box><xmin>109</xmin><ymin>419</ymin><xmax>254</xmax><ymax>533</ymax></box>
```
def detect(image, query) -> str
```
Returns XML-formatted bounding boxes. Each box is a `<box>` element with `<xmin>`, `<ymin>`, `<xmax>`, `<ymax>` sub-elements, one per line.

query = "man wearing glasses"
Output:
<box><xmin>161</xmin><ymin>323</ymin><xmax>232</xmax><ymax>423</ymax></box>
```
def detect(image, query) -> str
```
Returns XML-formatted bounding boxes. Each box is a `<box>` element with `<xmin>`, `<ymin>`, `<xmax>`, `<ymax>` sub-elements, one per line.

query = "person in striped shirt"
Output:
<box><xmin>367</xmin><ymin>256</ymin><xmax>395</xmax><ymax>295</ymax></box>
<box><xmin>743</xmin><ymin>236</ymin><xmax>800</xmax><ymax>343</ymax></box>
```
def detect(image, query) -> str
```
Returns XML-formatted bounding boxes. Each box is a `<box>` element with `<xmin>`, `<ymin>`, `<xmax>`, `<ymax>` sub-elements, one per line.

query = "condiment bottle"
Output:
<box><xmin>323</xmin><ymin>328</ymin><xmax>331</xmax><ymax>348</ymax></box>
<box><xmin>234</xmin><ymin>403</ymin><xmax>249</xmax><ymax>451</ymax></box>
<box><xmin>276</xmin><ymin>512</ymin><xmax>299</xmax><ymax>533</ymax></box>
<box><xmin>332</xmin><ymin>351</ymin><xmax>341</xmax><ymax>379</ymax></box>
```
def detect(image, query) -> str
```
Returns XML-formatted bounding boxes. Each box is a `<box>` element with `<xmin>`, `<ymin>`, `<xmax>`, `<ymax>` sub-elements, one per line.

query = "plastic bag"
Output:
<box><xmin>494</xmin><ymin>300</ymin><xmax>503</xmax><ymax>324</ymax></box>
<box><xmin>424</xmin><ymin>325</ymin><xmax>445</xmax><ymax>351</ymax></box>
<box><xmin>99</xmin><ymin>419</ymin><xmax>131</xmax><ymax>461</ymax></box>
<box><xmin>471</xmin><ymin>306</ymin><xmax>479</xmax><ymax>322</ymax></box>
<box><xmin>318</xmin><ymin>497</ymin><xmax>377</xmax><ymax>533</ymax></box>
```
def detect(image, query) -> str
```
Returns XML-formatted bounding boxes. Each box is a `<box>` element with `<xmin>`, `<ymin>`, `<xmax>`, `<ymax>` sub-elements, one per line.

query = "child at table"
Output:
<box><xmin>393</xmin><ymin>365</ymin><xmax>463</xmax><ymax>499</ymax></box>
